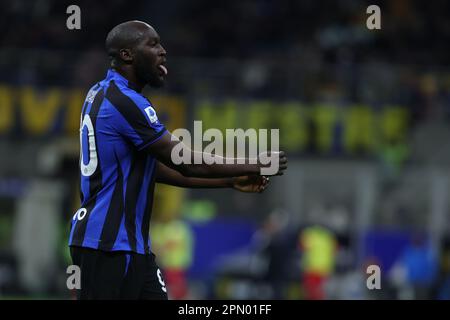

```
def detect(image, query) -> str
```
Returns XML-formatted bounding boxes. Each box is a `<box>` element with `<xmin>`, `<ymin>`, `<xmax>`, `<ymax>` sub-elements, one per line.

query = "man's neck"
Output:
<box><xmin>112</xmin><ymin>67</ymin><xmax>145</xmax><ymax>93</ymax></box>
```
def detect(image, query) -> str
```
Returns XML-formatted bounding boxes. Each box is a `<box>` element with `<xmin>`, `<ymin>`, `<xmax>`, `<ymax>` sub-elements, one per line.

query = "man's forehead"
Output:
<box><xmin>142</xmin><ymin>26</ymin><xmax>159</xmax><ymax>40</ymax></box>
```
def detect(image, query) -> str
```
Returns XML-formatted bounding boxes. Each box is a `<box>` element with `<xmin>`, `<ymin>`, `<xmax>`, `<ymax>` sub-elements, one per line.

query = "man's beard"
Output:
<box><xmin>135</xmin><ymin>62</ymin><xmax>164</xmax><ymax>88</ymax></box>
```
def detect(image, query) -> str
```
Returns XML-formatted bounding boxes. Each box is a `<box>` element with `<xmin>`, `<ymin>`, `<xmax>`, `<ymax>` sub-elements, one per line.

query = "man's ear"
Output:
<box><xmin>119</xmin><ymin>48</ymin><xmax>133</xmax><ymax>64</ymax></box>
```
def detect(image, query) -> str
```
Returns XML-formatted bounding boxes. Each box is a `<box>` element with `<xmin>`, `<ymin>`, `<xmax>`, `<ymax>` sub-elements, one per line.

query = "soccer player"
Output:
<box><xmin>68</xmin><ymin>20</ymin><xmax>287</xmax><ymax>300</ymax></box>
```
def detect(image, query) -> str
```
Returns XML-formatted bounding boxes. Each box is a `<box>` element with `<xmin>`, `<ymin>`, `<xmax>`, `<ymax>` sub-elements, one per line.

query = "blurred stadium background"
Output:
<box><xmin>1</xmin><ymin>0</ymin><xmax>450</xmax><ymax>299</ymax></box>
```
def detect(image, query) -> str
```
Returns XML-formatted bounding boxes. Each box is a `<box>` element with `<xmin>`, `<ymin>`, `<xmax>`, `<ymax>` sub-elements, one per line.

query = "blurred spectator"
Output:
<box><xmin>151</xmin><ymin>218</ymin><xmax>194</xmax><ymax>300</ymax></box>
<box><xmin>151</xmin><ymin>185</ymin><xmax>193</xmax><ymax>300</ymax></box>
<box><xmin>389</xmin><ymin>233</ymin><xmax>438</xmax><ymax>299</ymax></box>
<box><xmin>299</xmin><ymin>224</ymin><xmax>338</xmax><ymax>300</ymax></box>
<box><xmin>256</xmin><ymin>210</ymin><xmax>299</xmax><ymax>299</ymax></box>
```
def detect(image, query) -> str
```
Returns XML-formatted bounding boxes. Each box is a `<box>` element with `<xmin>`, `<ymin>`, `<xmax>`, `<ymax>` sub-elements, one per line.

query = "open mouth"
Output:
<box><xmin>157</xmin><ymin>63</ymin><xmax>168</xmax><ymax>77</ymax></box>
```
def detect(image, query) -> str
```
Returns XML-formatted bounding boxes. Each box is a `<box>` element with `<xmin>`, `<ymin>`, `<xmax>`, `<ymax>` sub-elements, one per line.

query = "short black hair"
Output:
<box><xmin>105</xmin><ymin>21</ymin><xmax>150</xmax><ymax>67</ymax></box>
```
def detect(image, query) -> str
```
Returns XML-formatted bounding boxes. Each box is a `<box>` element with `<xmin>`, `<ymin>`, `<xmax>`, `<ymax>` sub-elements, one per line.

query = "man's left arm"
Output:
<box><xmin>155</xmin><ymin>161</ymin><xmax>269</xmax><ymax>193</ymax></box>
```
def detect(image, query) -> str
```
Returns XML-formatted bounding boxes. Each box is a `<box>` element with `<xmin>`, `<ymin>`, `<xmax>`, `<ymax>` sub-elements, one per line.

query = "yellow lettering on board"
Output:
<box><xmin>0</xmin><ymin>86</ymin><xmax>13</xmax><ymax>134</ymax></box>
<box><xmin>20</xmin><ymin>87</ymin><xmax>61</xmax><ymax>135</ymax></box>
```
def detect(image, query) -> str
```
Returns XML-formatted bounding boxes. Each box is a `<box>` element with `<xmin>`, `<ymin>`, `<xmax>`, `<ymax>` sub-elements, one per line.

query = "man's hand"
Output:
<box><xmin>258</xmin><ymin>151</ymin><xmax>288</xmax><ymax>176</ymax></box>
<box><xmin>232</xmin><ymin>175</ymin><xmax>270</xmax><ymax>193</ymax></box>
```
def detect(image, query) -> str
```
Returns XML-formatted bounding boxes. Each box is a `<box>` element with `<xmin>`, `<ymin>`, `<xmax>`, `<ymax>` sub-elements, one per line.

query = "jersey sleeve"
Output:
<box><xmin>106</xmin><ymin>82</ymin><xmax>168</xmax><ymax>150</ymax></box>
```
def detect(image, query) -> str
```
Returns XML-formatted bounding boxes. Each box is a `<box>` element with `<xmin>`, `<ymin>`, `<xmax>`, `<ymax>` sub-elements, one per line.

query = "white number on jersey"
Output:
<box><xmin>80</xmin><ymin>114</ymin><xmax>98</xmax><ymax>177</ymax></box>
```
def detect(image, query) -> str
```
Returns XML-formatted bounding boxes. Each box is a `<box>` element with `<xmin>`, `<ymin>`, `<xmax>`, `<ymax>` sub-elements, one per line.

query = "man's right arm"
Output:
<box><xmin>145</xmin><ymin>131</ymin><xmax>287</xmax><ymax>178</ymax></box>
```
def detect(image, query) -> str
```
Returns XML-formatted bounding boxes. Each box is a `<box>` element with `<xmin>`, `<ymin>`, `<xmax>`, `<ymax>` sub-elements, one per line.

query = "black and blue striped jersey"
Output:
<box><xmin>69</xmin><ymin>69</ymin><xmax>167</xmax><ymax>254</ymax></box>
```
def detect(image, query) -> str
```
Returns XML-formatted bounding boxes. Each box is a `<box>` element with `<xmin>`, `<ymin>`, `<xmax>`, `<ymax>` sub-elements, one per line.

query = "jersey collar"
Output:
<box><xmin>106</xmin><ymin>69</ymin><xmax>141</xmax><ymax>92</ymax></box>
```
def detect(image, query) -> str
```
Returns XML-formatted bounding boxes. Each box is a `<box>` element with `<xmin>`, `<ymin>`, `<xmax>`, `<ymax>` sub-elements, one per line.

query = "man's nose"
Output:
<box><xmin>159</xmin><ymin>45</ymin><xmax>166</xmax><ymax>56</ymax></box>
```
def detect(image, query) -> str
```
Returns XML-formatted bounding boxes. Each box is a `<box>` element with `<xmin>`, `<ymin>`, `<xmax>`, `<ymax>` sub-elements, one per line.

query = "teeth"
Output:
<box><xmin>158</xmin><ymin>65</ymin><xmax>168</xmax><ymax>76</ymax></box>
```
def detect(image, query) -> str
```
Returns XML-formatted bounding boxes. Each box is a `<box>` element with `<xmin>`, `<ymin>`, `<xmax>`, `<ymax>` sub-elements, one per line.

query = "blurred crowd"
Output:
<box><xmin>0</xmin><ymin>0</ymin><xmax>449</xmax><ymax>117</ymax></box>
<box><xmin>2</xmin><ymin>0</ymin><xmax>450</xmax><ymax>60</ymax></box>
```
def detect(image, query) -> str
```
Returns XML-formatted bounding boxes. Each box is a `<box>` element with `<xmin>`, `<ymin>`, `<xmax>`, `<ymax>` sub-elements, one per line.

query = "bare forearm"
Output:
<box><xmin>181</xmin><ymin>162</ymin><xmax>260</xmax><ymax>178</ymax></box>
<box><xmin>179</xmin><ymin>151</ymin><xmax>260</xmax><ymax>178</ymax></box>
<box><xmin>146</xmin><ymin>132</ymin><xmax>286</xmax><ymax>179</ymax></box>
<box><xmin>164</xmin><ymin>176</ymin><xmax>233</xmax><ymax>188</ymax></box>
<box><xmin>156</xmin><ymin>162</ymin><xmax>233</xmax><ymax>188</ymax></box>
